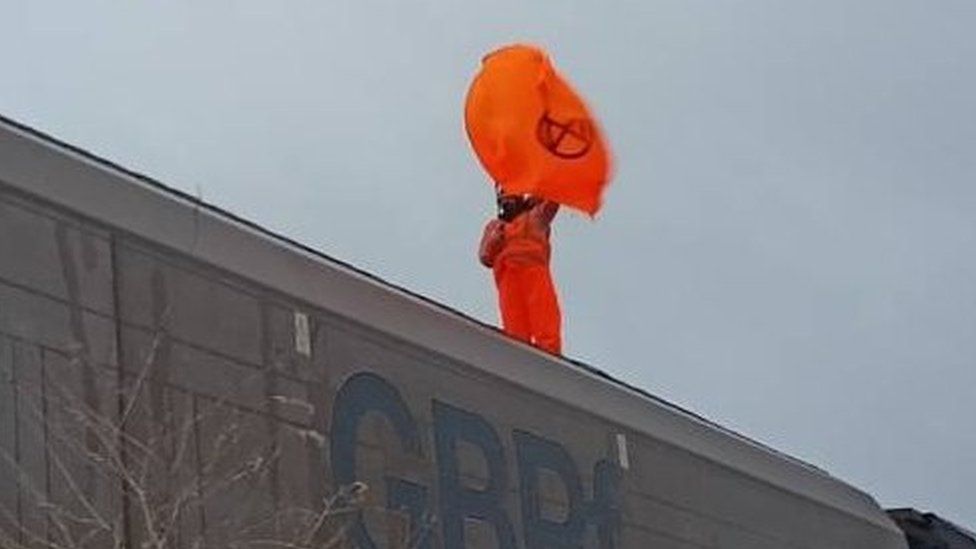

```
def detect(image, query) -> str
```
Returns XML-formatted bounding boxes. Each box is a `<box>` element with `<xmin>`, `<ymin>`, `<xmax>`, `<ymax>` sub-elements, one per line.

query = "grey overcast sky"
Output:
<box><xmin>2</xmin><ymin>0</ymin><xmax>974</xmax><ymax>528</ymax></box>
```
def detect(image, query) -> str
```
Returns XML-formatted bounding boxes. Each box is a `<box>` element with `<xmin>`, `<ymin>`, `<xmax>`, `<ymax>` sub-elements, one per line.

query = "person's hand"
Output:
<box><xmin>486</xmin><ymin>218</ymin><xmax>505</xmax><ymax>234</ymax></box>
<box><xmin>479</xmin><ymin>218</ymin><xmax>506</xmax><ymax>268</ymax></box>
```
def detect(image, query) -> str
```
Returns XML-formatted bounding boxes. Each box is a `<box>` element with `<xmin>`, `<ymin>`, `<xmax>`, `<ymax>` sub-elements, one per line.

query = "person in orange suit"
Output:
<box><xmin>479</xmin><ymin>192</ymin><xmax>562</xmax><ymax>354</ymax></box>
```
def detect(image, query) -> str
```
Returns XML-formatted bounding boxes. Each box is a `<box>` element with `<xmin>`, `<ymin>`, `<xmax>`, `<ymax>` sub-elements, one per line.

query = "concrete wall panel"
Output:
<box><xmin>0</xmin><ymin>337</ymin><xmax>20</xmax><ymax>542</ymax></box>
<box><xmin>0</xmin><ymin>193</ymin><xmax>114</xmax><ymax>317</ymax></box>
<box><xmin>0</xmin><ymin>282</ymin><xmax>116</xmax><ymax>369</ymax></box>
<box><xmin>11</xmin><ymin>341</ymin><xmax>49</xmax><ymax>546</ymax></box>
<box><xmin>116</xmin><ymin>244</ymin><xmax>262</xmax><ymax>367</ymax></box>
<box><xmin>42</xmin><ymin>351</ymin><xmax>122</xmax><ymax>548</ymax></box>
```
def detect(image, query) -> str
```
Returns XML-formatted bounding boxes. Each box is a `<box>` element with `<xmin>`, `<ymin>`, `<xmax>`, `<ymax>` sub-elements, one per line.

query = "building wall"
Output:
<box><xmin>0</xmin><ymin>118</ymin><xmax>909</xmax><ymax>548</ymax></box>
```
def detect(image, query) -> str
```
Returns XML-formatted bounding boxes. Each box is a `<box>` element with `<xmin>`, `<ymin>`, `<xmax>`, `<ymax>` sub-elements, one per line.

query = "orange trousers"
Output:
<box><xmin>493</xmin><ymin>262</ymin><xmax>562</xmax><ymax>354</ymax></box>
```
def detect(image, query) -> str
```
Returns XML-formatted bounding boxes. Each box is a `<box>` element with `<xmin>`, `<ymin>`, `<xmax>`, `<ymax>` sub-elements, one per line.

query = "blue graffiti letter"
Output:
<box><xmin>433</xmin><ymin>400</ymin><xmax>517</xmax><ymax>549</ymax></box>
<box><xmin>330</xmin><ymin>372</ymin><xmax>427</xmax><ymax>549</ymax></box>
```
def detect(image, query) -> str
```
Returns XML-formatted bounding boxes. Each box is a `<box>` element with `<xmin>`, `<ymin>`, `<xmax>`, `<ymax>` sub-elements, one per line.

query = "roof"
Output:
<box><xmin>888</xmin><ymin>508</ymin><xmax>976</xmax><ymax>547</ymax></box>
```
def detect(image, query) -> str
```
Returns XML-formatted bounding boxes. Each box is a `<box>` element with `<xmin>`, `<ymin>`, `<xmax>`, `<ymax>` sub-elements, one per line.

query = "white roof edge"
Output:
<box><xmin>0</xmin><ymin>116</ymin><xmax>901</xmax><ymax>533</ymax></box>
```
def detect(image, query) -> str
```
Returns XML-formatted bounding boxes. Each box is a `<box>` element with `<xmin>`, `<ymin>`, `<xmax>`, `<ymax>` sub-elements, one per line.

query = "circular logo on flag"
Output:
<box><xmin>536</xmin><ymin>112</ymin><xmax>594</xmax><ymax>159</ymax></box>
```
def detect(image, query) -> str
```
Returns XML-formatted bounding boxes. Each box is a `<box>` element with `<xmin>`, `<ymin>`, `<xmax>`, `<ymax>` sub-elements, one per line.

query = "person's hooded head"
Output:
<box><xmin>496</xmin><ymin>191</ymin><xmax>537</xmax><ymax>222</ymax></box>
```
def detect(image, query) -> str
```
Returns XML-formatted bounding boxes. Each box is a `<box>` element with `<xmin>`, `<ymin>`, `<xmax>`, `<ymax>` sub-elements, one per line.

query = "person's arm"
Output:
<box><xmin>532</xmin><ymin>200</ymin><xmax>560</xmax><ymax>227</ymax></box>
<box><xmin>478</xmin><ymin>218</ymin><xmax>505</xmax><ymax>268</ymax></box>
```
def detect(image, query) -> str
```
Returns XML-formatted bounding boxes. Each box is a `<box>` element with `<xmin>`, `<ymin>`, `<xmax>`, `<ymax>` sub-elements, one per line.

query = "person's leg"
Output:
<box><xmin>495</xmin><ymin>265</ymin><xmax>532</xmax><ymax>344</ymax></box>
<box><xmin>524</xmin><ymin>265</ymin><xmax>562</xmax><ymax>354</ymax></box>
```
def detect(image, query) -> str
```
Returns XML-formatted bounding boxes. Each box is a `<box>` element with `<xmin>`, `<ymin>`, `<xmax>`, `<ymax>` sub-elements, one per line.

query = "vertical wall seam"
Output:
<box><xmin>11</xmin><ymin>343</ymin><xmax>22</xmax><ymax>546</ymax></box>
<box><xmin>260</xmin><ymin>300</ymin><xmax>283</xmax><ymax>525</ymax></box>
<box><xmin>39</xmin><ymin>348</ymin><xmax>51</xmax><ymax>546</ymax></box>
<box><xmin>109</xmin><ymin>234</ymin><xmax>133</xmax><ymax>547</ymax></box>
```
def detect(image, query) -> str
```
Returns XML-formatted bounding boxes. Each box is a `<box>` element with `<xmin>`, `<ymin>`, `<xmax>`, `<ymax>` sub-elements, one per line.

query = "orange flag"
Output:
<box><xmin>465</xmin><ymin>44</ymin><xmax>612</xmax><ymax>216</ymax></box>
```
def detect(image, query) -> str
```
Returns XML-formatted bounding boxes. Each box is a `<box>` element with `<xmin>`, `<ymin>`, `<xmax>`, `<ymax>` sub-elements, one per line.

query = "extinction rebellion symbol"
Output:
<box><xmin>536</xmin><ymin>111</ymin><xmax>594</xmax><ymax>159</ymax></box>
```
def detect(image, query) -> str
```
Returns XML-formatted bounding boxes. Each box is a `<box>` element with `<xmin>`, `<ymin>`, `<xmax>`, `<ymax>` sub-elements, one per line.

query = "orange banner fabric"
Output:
<box><xmin>465</xmin><ymin>44</ymin><xmax>612</xmax><ymax>215</ymax></box>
